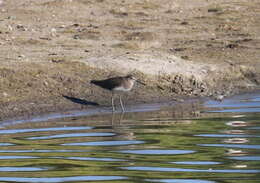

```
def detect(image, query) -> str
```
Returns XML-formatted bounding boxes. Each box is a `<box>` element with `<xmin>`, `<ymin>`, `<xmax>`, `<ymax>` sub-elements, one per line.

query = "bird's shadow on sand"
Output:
<box><xmin>63</xmin><ymin>95</ymin><xmax>99</xmax><ymax>106</ymax></box>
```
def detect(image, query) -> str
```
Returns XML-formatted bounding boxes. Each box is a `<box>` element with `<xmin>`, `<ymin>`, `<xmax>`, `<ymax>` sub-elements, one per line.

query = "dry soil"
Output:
<box><xmin>0</xmin><ymin>0</ymin><xmax>259</xmax><ymax>121</ymax></box>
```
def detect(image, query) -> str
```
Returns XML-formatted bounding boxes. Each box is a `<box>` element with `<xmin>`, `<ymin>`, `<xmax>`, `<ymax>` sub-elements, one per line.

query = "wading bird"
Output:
<box><xmin>91</xmin><ymin>75</ymin><xmax>145</xmax><ymax>112</ymax></box>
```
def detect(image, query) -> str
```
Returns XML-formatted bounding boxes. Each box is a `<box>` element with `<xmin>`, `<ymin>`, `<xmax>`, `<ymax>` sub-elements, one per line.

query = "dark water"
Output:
<box><xmin>0</xmin><ymin>93</ymin><xmax>259</xmax><ymax>183</ymax></box>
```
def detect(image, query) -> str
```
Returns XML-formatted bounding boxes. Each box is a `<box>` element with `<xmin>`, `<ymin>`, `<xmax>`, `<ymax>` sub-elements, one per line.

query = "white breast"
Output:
<box><xmin>113</xmin><ymin>86</ymin><xmax>132</xmax><ymax>92</ymax></box>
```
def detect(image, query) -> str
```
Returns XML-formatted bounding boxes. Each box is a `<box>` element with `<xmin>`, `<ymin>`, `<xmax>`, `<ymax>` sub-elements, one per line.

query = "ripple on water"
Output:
<box><xmin>223</xmin><ymin>138</ymin><xmax>249</xmax><ymax>144</ymax></box>
<box><xmin>118</xmin><ymin>149</ymin><xmax>195</xmax><ymax>155</ymax></box>
<box><xmin>231</xmin><ymin>115</ymin><xmax>246</xmax><ymax>118</ymax></box>
<box><xmin>122</xmin><ymin>166</ymin><xmax>260</xmax><ymax>173</ymax></box>
<box><xmin>27</xmin><ymin>132</ymin><xmax>115</xmax><ymax>140</ymax></box>
<box><xmin>0</xmin><ymin>167</ymin><xmax>48</xmax><ymax>172</ymax></box>
<box><xmin>0</xmin><ymin>143</ymin><xmax>13</xmax><ymax>146</ymax></box>
<box><xmin>147</xmin><ymin>179</ymin><xmax>216</xmax><ymax>183</ymax></box>
<box><xmin>0</xmin><ymin>150</ymin><xmax>89</xmax><ymax>153</ymax></box>
<box><xmin>198</xmin><ymin>144</ymin><xmax>260</xmax><ymax>149</ymax></box>
<box><xmin>62</xmin><ymin>140</ymin><xmax>144</xmax><ymax>146</ymax></box>
<box><xmin>209</xmin><ymin>108</ymin><xmax>260</xmax><ymax>113</ymax></box>
<box><xmin>0</xmin><ymin>126</ymin><xmax>92</xmax><ymax>134</ymax></box>
<box><xmin>0</xmin><ymin>176</ymin><xmax>127</xmax><ymax>183</ymax></box>
<box><xmin>251</xmin><ymin>97</ymin><xmax>260</xmax><ymax>102</ymax></box>
<box><xmin>247</xmin><ymin>126</ymin><xmax>260</xmax><ymax>130</ymax></box>
<box><xmin>195</xmin><ymin>134</ymin><xmax>260</xmax><ymax>138</ymax></box>
<box><xmin>226</xmin><ymin>121</ymin><xmax>248</xmax><ymax>127</ymax></box>
<box><xmin>229</xmin><ymin>156</ymin><xmax>260</xmax><ymax>161</ymax></box>
<box><xmin>0</xmin><ymin>156</ymin><xmax>38</xmax><ymax>160</ymax></box>
<box><xmin>171</xmin><ymin>161</ymin><xmax>221</xmax><ymax>165</ymax></box>
<box><xmin>65</xmin><ymin>156</ymin><xmax>126</xmax><ymax>162</ymax></box>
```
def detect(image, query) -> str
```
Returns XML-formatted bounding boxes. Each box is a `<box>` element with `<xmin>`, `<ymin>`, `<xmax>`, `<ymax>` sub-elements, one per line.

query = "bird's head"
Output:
<box><xmin>126</xmin><ymin>75</ymin><xmax>145</xmax><ymax>85</ymax></box>
<box><xmin>126</xmin><ymin>75</ymin><xmax>136</xmax><ymax>81</ymax></box>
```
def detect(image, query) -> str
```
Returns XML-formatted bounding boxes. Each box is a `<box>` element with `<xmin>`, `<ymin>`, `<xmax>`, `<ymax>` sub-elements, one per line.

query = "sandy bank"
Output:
<box><xmin>0</xmin><ymin>0</ymin><xmax>259</xmax><ymax>121</ymax></box>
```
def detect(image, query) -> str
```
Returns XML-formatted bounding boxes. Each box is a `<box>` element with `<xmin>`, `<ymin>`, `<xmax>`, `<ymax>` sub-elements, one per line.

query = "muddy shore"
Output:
<box><xmin>0</xmin><ymin>0</ymin><xmax>259</xmax><ymax>121</ymax></box>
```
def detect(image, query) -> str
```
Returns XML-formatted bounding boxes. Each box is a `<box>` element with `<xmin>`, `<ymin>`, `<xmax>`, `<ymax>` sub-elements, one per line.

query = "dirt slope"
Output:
<box><xmin>0</xmin><ymin>0</ymin><xmax>259</xmax><ymax>120</ymax></box>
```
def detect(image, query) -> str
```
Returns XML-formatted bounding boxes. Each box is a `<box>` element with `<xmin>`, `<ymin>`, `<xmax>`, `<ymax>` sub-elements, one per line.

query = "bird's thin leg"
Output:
<box><xmin>119</xmin><ymin>95</ymin><xmax>125</xmax><ymax>112</ymax></box>
<box><xmin>111</xmin><ymin>92</ymin><xmax>115</xmax><ymax>112</ymax></box>
<box><xmin>111</xmin><ymin>112</ymin><xmax>115</xmax><ymax>125</ymax></box>
<box><xmin>119</xmin><ymin>112</ymin><xmax>125</xmax><ymax>125</ymax></box>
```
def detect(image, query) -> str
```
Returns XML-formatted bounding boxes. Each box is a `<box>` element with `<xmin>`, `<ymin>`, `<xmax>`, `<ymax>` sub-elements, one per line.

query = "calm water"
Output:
<box><xmin>0</xmin><ymin>93</ymin><xmax>259</xmax><ymax>183</ymax></box>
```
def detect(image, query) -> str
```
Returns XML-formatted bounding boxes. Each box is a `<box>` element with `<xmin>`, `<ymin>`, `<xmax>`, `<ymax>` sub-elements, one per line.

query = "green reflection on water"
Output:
<box><xmin>0</xmin><ymin>96</ymin><xmax>259</xmax><ymax>183</ymax></box>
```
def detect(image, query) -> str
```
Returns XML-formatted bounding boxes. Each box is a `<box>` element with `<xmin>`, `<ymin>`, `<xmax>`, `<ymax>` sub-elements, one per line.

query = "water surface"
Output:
<box><xmin>0</xmin><ymin>93</ymin><xmax>259</xmax><ymax>182</ymax></box>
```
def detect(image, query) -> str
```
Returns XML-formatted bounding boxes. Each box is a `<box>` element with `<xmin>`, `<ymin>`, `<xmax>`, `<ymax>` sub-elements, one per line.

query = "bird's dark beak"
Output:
<box><xmin>136</xmin><ymin>80</ymin><xmax>146</xmax><ymax>85</ymax></box>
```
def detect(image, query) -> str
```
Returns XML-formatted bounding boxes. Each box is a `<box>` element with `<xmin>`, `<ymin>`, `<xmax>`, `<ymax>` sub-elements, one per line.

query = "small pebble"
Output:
<box><xmin>43</xmin><ymin>81</ymin><xmax>49</xmax><ymax>86</ymax></box>
<box><xmin>3</xmin><ymin>92</ymin><xmax>8</xmax><ymax>97</ymax></box>
<box><xmin>73</xmin><ymin>35</ymin><xmax>80</xmax><ymax>39</ymax></box>
<box><xmin>51</xmin><ymin>28</ymin><xmax>57</xmax><ymax>32</ymax></box>
<box><xmin>181</xmin><ymin>55</ymin><xmax>189</xmax><ymax>60</ymax></box>
<box><xmin>17</xmin><ymin>24</ymin><xmax>27</xmax><ymax>31</ymax></box>
<box><xmin>18</xmin><ymin>54</ymin><xmax>25</xmax><ymax>58</ymax></box>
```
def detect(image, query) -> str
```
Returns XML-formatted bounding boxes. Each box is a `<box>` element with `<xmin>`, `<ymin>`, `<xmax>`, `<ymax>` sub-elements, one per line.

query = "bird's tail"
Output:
<box><xmin>90</xmin><ymin>80</ymin><xmax>98</xmax><ymax>84</ymax></box>
<box><xmin>91</xmin><ymin>80</ymin><xmax>104</xmax><ymax>86</ymax></box>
